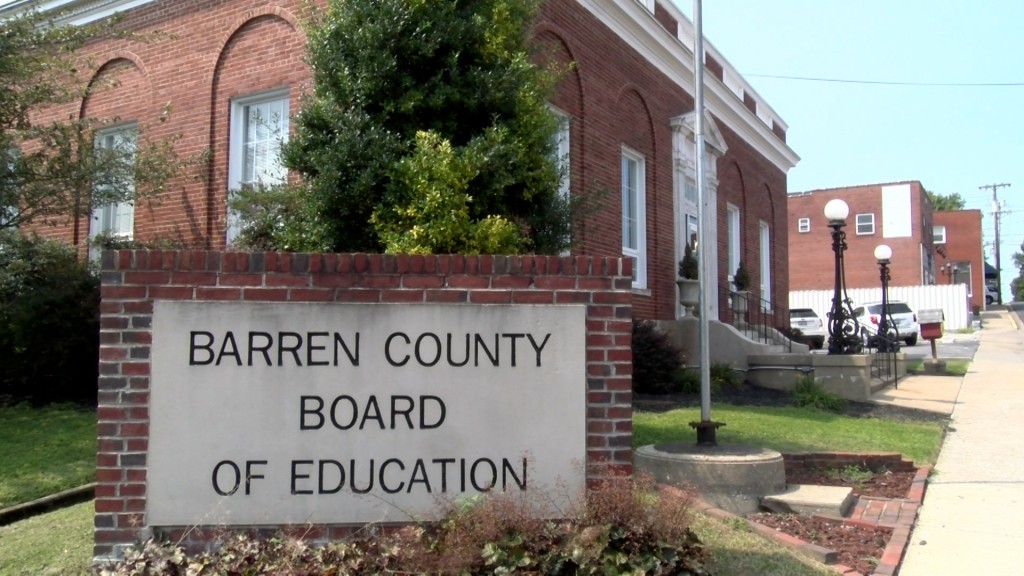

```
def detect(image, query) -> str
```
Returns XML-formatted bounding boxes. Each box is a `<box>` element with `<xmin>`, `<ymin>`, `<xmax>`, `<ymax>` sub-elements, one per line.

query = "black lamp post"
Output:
<box><xmin>824</xmin><ymin>199</ymin><xmax>863</xmax><ymax>354</ymax></box>
<box><xmin>874</xmin><ymin>244</ymin><xmax>899</xmax><ymax>352</ymax></box>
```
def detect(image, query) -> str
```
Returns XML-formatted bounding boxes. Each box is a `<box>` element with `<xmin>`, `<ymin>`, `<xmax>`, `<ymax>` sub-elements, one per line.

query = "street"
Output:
<box><xmin>901</xmin><ymin>336</ymin><xmax>979</xmax><ymax>361</ymax></box>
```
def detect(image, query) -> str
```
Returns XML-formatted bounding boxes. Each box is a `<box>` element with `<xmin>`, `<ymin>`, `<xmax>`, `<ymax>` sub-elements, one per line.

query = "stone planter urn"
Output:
<box><xmin>731</xmin><ymin>290</ymin><xmax>750</xmax><ymax>326</ymax></box>
<box><xmin>677</xmin><ymin>278</ymin><xmax>700</xmax><ymax>316</ymax></box>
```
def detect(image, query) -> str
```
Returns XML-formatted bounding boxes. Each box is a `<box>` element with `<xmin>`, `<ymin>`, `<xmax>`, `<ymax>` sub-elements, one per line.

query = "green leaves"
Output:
<box><xmin>279</xmin><ymin>0</ymin><xmax>570</xmax><ymax>254</ymax></box>
<box><xmin>0</xmin><ymin>232</ymin><xmax>99</xmax><ymax>404</ymax></box>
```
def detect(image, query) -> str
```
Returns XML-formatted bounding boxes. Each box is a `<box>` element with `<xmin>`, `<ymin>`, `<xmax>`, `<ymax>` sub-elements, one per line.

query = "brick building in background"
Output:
<box><xmin>5</xmin><ymin>0</ymin><xmax>798</xmax><ymax>322</ymax></box>
<box><xmin>933</xmin><ymin>209</ymin><xmax>986</xmax><ymax>311</ymax></box>
<box><xmin>788</xmin><ymin>181</ymin><xmax>937</xmax><ymax>291</ymax></box>
<box><xmin>788</xmin><ymin>181</ymin><xmax>988</xmax><ymax>310</ymax></box>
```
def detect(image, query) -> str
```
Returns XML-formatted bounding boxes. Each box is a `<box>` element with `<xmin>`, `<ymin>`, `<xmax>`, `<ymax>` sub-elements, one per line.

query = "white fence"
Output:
<box><xmin>789</xmin><ymin>284</ymin><xmax>971</xmax><ymax>330</ymax></box>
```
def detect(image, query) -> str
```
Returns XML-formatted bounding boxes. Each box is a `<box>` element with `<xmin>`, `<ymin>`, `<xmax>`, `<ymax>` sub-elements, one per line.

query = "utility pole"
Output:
<box><xmin>980</xmin><ymin>183</ymin><xmax>1011</xmax><ymax>304</ymax></box>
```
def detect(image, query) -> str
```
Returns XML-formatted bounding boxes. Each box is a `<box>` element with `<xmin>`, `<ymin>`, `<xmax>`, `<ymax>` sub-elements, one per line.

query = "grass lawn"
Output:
<box><xmin>0</xmin><ymin>402</ymin><xmax>942</xmax><ymax>574</ymax></box>
<box><xmin>0</xmin><ymin>501</ymin><xmax>93</xmax><ymax>576</ymax></box>
<box><xmin>906</xmin><ymin>358</ymin><xmax>971</xmax><ymax>376</ymax></box>
<box><xmin>693</xmin><ymin>512</ymin><xmax>833</xmax><ymax>575</ymax></box>
<box><xmin>634</xmin><ymin>404</ymin><xmax>944</xmax><ymax>465</ymax></box>
<box><xmin>0</xmin><ymin>404</ymin><xmax>96</xmax><ymax>509</ymax></box>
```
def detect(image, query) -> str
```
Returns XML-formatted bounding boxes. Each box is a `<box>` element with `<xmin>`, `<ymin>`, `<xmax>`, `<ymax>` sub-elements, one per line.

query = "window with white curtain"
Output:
<box><xmin>227</xmin><ymin>88</ymin><xmax>290</xmax><ymax>243</ymax></box>
<box><xmin>759</xmin><ymin>220</ymin><xmax>771</xmax><ymax>307</ymax></box>
<box><xmin>90</xmin><ymin>123</ymin><xmax>137</xmax><ymax>259</ymax></box>
<box><xmin>726</xmin><ymin>204</ymin><xmax>740</xmax><ymax>284</ymax></box>
<box><xmin>550</xmin><ymin>108</ymin><xmax>571</xmax><ymax>200</ymax></box>
<box><xmin>621</xmin><ymin>147</ymin><xmax>646</xmax><ymax>289</ymax></box>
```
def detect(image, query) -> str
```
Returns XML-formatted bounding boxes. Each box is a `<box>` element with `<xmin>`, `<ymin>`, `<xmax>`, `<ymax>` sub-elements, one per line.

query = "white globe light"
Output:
<box><xmin>874</xmin><ymin>244</ymin><xmax>893</xmax><ymax>262</ymax></box>
<box><xmin>823</xmin><ymin>199</ymin><xmax>849</xmax><ymax>221</ymax></box>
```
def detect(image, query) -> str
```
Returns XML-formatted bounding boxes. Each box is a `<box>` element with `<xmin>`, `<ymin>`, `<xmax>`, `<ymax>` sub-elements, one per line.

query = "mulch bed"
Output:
<box><xmin>786</xmin><ymin>466</ymin><xmax>916</xmax><ymax>500</ymax></box>
<box><xmin>750</xmin><ymin>465</ymin><xmax>916</xmax><ymax>574</ymax></box>
<box><xmin>747</xmin><ymin>512</ymin><xmax>893</xmax><ymax>575</ymax></box>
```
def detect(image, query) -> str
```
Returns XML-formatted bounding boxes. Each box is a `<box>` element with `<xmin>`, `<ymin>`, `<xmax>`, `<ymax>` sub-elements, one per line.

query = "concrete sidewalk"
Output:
<box><xmin>869</xmin><ymin>372</ymin><xmax>963</xmax><ymax>416</ymax></box>
<box><xmin>896</xmin><ymin>310</ymin><xmax>1024</xmax><ymax>575</ymax></box>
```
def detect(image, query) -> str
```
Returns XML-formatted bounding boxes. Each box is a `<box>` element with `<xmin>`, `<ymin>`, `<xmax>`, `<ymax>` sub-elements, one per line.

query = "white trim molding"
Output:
<box><xmin>576</xmin><ymin>0</ymin><xmax>799</xmax><ymax>173</ymax></box>
<box><xmin>0</xmin><ymin>0</ymin><xmax>156</xmax><ymax>25</ymax></box>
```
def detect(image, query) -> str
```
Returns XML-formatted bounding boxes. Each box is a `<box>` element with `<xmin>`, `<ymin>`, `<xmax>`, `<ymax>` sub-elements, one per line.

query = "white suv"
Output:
<box><xmin>852</xmin><ymin>301</ymin><xmax>919</xmax><ymax>347</ymax></box>
<box><xmin>789</xmin><ymin>308</ymin><xmax>825</xmax><ymax>349</ymax></box>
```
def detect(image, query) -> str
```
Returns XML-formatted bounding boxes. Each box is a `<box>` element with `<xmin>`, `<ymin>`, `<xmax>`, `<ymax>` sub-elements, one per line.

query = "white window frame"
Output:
<box><xmin>621</xmin><ymin>146</ymin><xmax>647</xmax><ymax>289</ymax></box>
<box><xmin>855</xmin><ymin>213</ymin><xmax>875</xmax><ymax>235</ymax></box>
<box><xmin>933</xmin><ymin>225</ymin><xmax>946</xmax><ymax>244</ymax></box>
<box><xmin>726</xmin><ymin>203</ymin><xmax>740</xmax><ymax>286</ymax></box>
<box><xmin>548</xmin><ymin>106</ymin><xmax>572</xmax><ymax>254</ymax></box>
<box><xmin>227</xmin><ymin>88</ymin><xmax>290</xmax><ymax>243</ymax></box>
<box><xmin>1</xmin><ymin>147</ymin><xmax>16</xmax><ymax>228</ymax></box>
<box><xmin>797</xmin><ymin>217</ymin><xmax>810</xmax><ymax>233</ymax></box>
<box><xmin>548</xmin><ymin>106</ymin><xmax>571</xmax><ymax>202</ymax></box>
<box><xmin>759</xmin><ymin>220</ymin><xmax>771</xmax><ymax>308</ymax></box>
<box><xmin>90</xmin><ymin>123</ymin><xmax>137</xmax><ymax>259</ymax></box>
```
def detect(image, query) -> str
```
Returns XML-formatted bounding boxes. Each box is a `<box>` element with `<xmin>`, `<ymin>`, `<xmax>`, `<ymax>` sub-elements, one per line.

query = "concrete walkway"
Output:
<box><xmin>898</xmin><ymin>310</ymin><xmax>1024</xmax><ymax>575</ymax></box>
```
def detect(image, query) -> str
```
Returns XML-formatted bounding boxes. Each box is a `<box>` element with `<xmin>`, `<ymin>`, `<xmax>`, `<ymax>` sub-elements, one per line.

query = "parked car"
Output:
<box><xmin>789</xmin><ymin>308</ymin><xmax>826</xmax><ymax>349</ymax></box>
<box><xmin>852</xmin><ymin>301</ymin><xmax>919</xmax><ymax>346</ymax></box>
<box><xmin>986</xmin><ymin>285</ymin><xmax>998</xmax><ymax>305</ymax></box>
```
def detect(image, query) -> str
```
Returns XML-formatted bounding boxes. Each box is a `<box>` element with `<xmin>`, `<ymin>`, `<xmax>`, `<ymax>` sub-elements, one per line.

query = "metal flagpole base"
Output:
<box><xmin>689</xmin><ymin>420</ymin><xmax>726</xmax><ymax>446</ymax></box>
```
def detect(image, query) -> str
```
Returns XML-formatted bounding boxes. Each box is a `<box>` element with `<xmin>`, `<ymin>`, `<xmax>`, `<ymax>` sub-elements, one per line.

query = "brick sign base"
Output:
<box><xmin>96</xmin><ymin>251</ymin><xmax>632</xmax><ymax>561</ymax></box>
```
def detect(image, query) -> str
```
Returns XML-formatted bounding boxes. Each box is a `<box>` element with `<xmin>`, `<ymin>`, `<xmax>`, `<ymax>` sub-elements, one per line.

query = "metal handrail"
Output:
<box><xmin>725</xmin><ymin>289</ymin><xmax>793</xmax><ymax>352</ymax></box>
<box><xmin>862</xmin><ymin>323</ymin><xmax>901</xmax><ymax>387</ymax></box>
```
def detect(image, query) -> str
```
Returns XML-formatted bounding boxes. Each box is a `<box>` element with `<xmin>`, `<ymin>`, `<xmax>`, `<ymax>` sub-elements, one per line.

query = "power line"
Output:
<box><xmin>746</xmin><ymin>74</ymin><xmax>1024</xmax><ymax>87</ymax></box>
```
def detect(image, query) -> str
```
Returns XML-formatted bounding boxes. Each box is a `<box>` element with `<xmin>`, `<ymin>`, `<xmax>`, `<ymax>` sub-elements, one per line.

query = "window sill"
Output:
<box><xmin>631</xmin><ymin>288</ymin><xmax>652</xmax><ymax>297</ymax></box>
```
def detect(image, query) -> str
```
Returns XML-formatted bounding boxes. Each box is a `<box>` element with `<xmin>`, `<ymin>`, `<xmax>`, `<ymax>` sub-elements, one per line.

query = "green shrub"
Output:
<box><xmin>632</xmin><ymin>320</ymin><xmax>684</xmax><ymax>394</ymax></box>
<box><xmin>371</xmin><ymin>130</ymin><xmax>525</xmax><ymax>255</ymax></box>
<box><xmin>673</xmin><ymin>363</ymin><xmax>742</xmax><ymax>396</ymax></box>
<box><xmin>227</xmin><ymin>183</ymin><xmax>330</xmax><ymax>252</ymax></box>
<box><xmin>0</xmin><ymin>232</ymin><xmax>98</xmax><ymax>405</ymax></box>
<box><xmin>791</xmin><ymin>374</ymin><xmax>847</xmax><ymax>412</ymax></box>
<box><xmin>710</xmin><ymin>362</ymin><xmax>743</xmax><ymax>391</ymax></box>
<box><xmin>674</xmin><ymin>368</ymin><xmax>701</xmax><ymax>394</ymax></box>
<box><xmin>102</xmin><ymin>474</ymin><xmax>709</xmax><ymax>575</ymax></box>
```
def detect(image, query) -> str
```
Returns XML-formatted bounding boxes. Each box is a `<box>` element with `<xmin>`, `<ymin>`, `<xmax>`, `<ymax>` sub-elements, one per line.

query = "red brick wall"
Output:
<box><xmin>537</xmin><ymin>1</ymin><xmax>789</xmax><ymax>320</ymax></box>
<box><xmin>26</xmin><ymin>0</ymin><xmax>790</xmax><ymax>323</ymax></box>
<box><xmin>95</xmin><ymin>250</ymin><xmax>632</xmax><ymax>559</ymax></box>
<box><xmin>788</xmin><ymin>182</ymin><xmax>932</xmax><ymax>291</ymax></box>
<box><xmin>933</xmin><ymin>210</ymin><xmax>984</xmax><ymax>310</ymax></box>
<box><xmin>26</xmin><ymin>0</ymin><xmax>309</xmax><ymax>252</ymax></box>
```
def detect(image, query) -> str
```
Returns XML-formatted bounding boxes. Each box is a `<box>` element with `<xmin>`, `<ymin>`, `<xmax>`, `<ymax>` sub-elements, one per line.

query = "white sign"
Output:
<box><xmin>148</xmin><ymin>301</ymin><xmax>587</xmax><ymax>525</ymax></box>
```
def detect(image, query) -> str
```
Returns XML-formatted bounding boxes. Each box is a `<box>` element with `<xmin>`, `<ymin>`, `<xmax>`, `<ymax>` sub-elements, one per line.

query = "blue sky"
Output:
<box><xmin>672</xmin><ymin>0</ymin><xmax>1024</xmax><ymax>297</ymax></box>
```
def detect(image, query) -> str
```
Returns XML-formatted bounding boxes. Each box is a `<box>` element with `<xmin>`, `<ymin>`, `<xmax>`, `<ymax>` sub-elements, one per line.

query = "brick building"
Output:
<box><xmin>788</xmin><ymin>182</ymin><xmax>937</xmax><ymax>291</ymax></box>
<box><xmin>788</xmin><ymin>181</ymin><xmax>988</xmax><ymax>311</ymax></box>
<box><xmin>933</xmin><ymin>209</ymin><xmax>986</xmax><ymax>311</ymax></box>
<box><xmin>5</xmin><ymin>0</ymin><xmax>798</xmax><ymax>322</ymax></box>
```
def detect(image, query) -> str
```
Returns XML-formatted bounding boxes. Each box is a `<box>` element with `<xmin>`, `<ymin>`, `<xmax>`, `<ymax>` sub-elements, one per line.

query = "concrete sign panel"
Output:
<box><xmin>148</xmin><ymin>301</ymin><xmax>587</xmax><ymax>526</ymax></box>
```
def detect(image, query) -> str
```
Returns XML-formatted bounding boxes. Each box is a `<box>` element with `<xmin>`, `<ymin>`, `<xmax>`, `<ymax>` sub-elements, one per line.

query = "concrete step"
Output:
<box><xmin>760</xmin><ymin>484</ymin><xmax>855</xmax><ymax>517</ymax></box>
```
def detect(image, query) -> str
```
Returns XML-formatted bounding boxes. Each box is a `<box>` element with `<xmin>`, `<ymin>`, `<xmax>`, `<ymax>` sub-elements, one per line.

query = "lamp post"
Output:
<box><xmin>824</xmin><ymin>199</ymin><xmax>862</xmax><ymax>354</ymax></box>
<box><xmin>874</xmin><ymin>244</ymin><xmax>899</xmax><ymax>352</ymax></box>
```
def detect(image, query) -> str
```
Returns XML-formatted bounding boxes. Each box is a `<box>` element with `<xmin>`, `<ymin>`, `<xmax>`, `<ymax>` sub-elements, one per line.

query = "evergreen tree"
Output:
<box><xmin>281</xmin><ymin>0</ymin><xmax>568</xmax><ymax>253</ymax></box>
